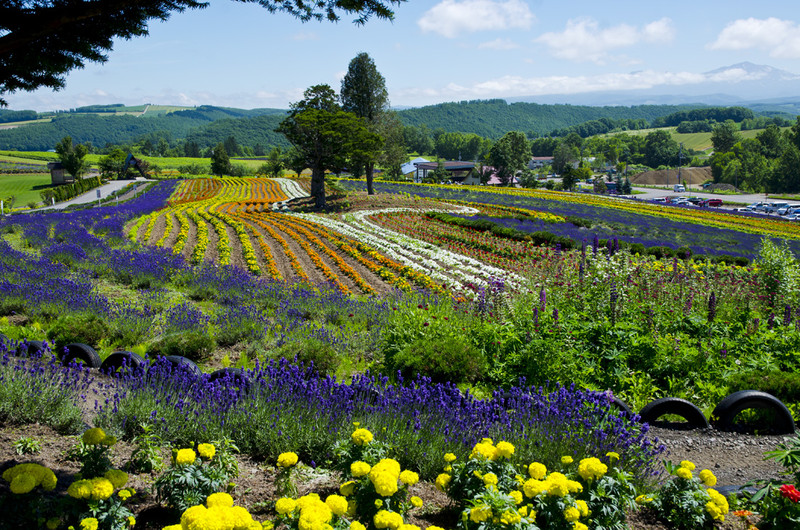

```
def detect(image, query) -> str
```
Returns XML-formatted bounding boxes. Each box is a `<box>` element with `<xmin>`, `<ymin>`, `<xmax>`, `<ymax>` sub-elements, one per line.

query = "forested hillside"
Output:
<box><xmin>396</xmin><ymin>99</ymin><xmax>700</xmax><ymax>138</ymax></box>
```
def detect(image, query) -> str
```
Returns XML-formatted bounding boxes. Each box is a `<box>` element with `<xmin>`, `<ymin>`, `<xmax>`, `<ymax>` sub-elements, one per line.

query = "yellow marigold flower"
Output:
<box><xmin>706</xmin><ymin>502</ymin><xmax>724</xmax><ymax>520</ymax></box>
<box><xmin>371</xmin><ymin>471</ymin><xmax>398</xmax><ymax>497</ymax></box>
<box><xmin>635</xmin><ymin>494</ymin><xmax>653</xmax><ymax>504</ymax></box>
<box><xmin>399</xmin><ymin>470</ymin><xmax>419</xmax><ymax>486</ymax></box>
<box><xmin>481</xmin><ymin>437</ymin><xmax>494</xmax><ymax>445</ymax></box>
<box><xmin>351</xmin><ymin>461</ymin><xmax>371</xmax><ymax>477</ymax></box>
<box><xmin>577</xmin><ymin>458</ymin><xmax>607</xmax><ymax>481</ymax></box>
<box><xmin>444</xmin><ymin>453</ymin><xmax>457</xmax><ymax>463</ymax></box>
<box><xmin>277</xmin><ymin>452</ymin><xmax>299</xmax><ymax>468</ymax></box>
<box><xmin>509</xmin><ymin>490</ymin><xmax>523</xmax><ymax>504</ymax></box>
<box><xmin>522</xmin><ymin>479</ymin><xmax>546</xmax><ymax>498</ymax></box>
<box><xmin>575</xmin><ymin>500</ymin><xmax>589</xmax><ymax>518</ymax></box>
<box><xmin>90</xmin><ymin>477</ymin><xmax>114</xmax><ymax>501</ymax></box>
<box><xmin>198</xmin><ymin>443</ymin><xmax>216</xmax><ymax>460</ymax></box>
<box><xmin>470</xmin><ymin>441</ymin><xmax>497</xmax><ymax>461</ymax></box>
<box><xmin>127</xmin><ymin>516</ymin><xmax>136</xmax><ymax>527</ymax></box>
<box><xmin>680</xmin><ymin>460</ymin><xmax>696</xmax><ymax>471</ymax></box>
<box><xmin>373</xmin><ymin>510</ymin><xmax>403</xmax><ymax>529</ymax></box>
<box><xmin>564</xmin><ymin>506</ymin><xmax>580</xmax><ymax>523</ymax></box>
<box><xmin>443</xmin><ymin>465</ymin><xmax>452</xmax><ymax>473</ymax></box>
<box><xmin>276</xmin><ymin>498</ymin><xmax>298</xmax><ymax>515</ymax></box>
<box><xmin>427</xmin><ymin>527</ymin><xmax>445</xmax><ymax>530</ymax></box>
<box><xmin>547</xmin><ymin>473</ymin><xmax>569</xmax><ymax>497</ymax></box>
<box><xmin>340</xmin><ymin>481</ymin><xmax>356</xmax><ymax>497</ymax></box>
<box><xmin>351</xmin><ymin>428</ymin><xmax>374</xmax><ymax>446</ymax></box>
<box><xmin>398</xmin><ymin>525</ymin><xmax>420</xmax><ymax>530</ymax></box>
<box><xmin>699</xmin><ymin>469</ymin><xmax>717</xmax><ymax>487</ymax></box>
<box><xmin>675</xmin><ymin>467</ymin><xmax>693</xmax><ymax>480</ymax></box>
<box><xmin>82</xmin><ymin>428</ymin><xmax>106</xmax><ymax>446</ymax></box>
<box><xmin>606</xmin><ymin>452</ymin><xmax>620</xmax><ymax>463</ymax></box>
<box><xmin>100</xmin><ymin>436</ymin><xmax>117</xmax><ymax>446</ymax></box>
<box><xmin>207</xmin><ymin>492</ymin><xmax>234</xmax><ymax>508</ymax></box>
<box><xmin>80</xmin><ymin>518</ymin><xmax>99</xmax><ymax>530</ymax></box>
<box><xmin>350</xmin><ymin>522</ymin><xmax>366</xmax><ymax>530</ymax></box>
<box><xmin>573</xmin><ymin>523</ymin><xmax>588</xmax><ymax>530</ymax></box>
<box><xmin>42</xmin><ymin>468</ymin><xmax>57</xmax><ymax>491</ymax></box>
<box><xmin>10</xmin><ymin>473</ymin><xmax>36</xmax><ymax>494</ymax></box>
<box><xmin>435</xmin><ymin>473</ymin><xmax>451</xmax><ymax>492</ymax></box>
<box><xmin>411</xmin><ymin>496</ymin><xmax>423</xmax><ymax>508</ymax></box>
<box><xmin>500</xmin><ymin>510</ymin><xmax>521</xmax><ymax>525</ymax></box>
<box><xmin>561</xmin><ymin>456</ymin><xmax>573</xmax><ymax>465</ymax></box>
<box><xmin>175</xmin><ymin>448</ymin><xmax>196</xmax><ymax>466</ymax></box>
<box><xmin>326</xmin><ymin>495</ymin><xmax>348</xmax><ymax>516</ymax></box>
<box><xmin>528</xmin><ymin>462</ymin><xmax>547</xmax><ymax>480</ymax></box>
<box><xmin>495</xmin><ymin>441</ymin><xmax>515</xmax><ymax>459</ymax></box>
<box><xmin>118</xmin><ymin>489</ymin><xmax>132</xmax><ymax>501</ymax></box>
<box><xmin>375</xmin><ymin>499</ymin><xmax>384</xmax><ymax>508</ymax></box>
<box><xmin>262</xmin><ymin>522</ymin><xmax>274</xmax><ymax>530</ymax></box>
<box><xmin>105</xmin><ymin>469</ymin><xmax>129</xmax><ymax>489</ymax></box>
<box><xmin>68</xmin><ymin>479</ymin><xmax>92</xmax><ymax>499</ymax></box>
<box><xmin>46</xmin><ymin>518</ymin><xmax>60</xmax><ymax>530</ymax></box>
<box><xmin>469</xmin><ymin>504</ymin><xmax>492</xmax><ymax>523</ymax></box>
<box><xmin>567</xmin><ymin>480</ymin><xmax>583</xmax><ymax>494</ymax></box>
<box><xmin>483</xmin><ymin>472</ymin><xmax>498</xmax><ymax>486</ymax></box>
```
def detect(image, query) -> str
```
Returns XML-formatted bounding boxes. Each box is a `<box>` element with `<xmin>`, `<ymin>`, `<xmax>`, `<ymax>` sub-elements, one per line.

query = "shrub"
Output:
<box><xmin>274</xmin><ymin>336</ymin><xmax>340</xmax><ymax>376</ymax></box>
<box><xmin>390</xmin><ymin>334</ymin><xmax>485</xmax><ymax>384</ymax></box>
<box><xmin>645</xmin><ymin>460</ymin><xmax>728</xmax><ymax>529</ymax></box>
<box><xmin>727</xmin><ymin>370</ymin><xmax>800</xmax><ymax>404</ymax></box>
<box><xmin>148</xmin><ymin>330</ymin><xmax>215</xmax><ymax>362</ymax></box>
<box><xmin>46</xmin><ymin>311</ymin><xmax>110</xmax><ymax>353</ymax></box>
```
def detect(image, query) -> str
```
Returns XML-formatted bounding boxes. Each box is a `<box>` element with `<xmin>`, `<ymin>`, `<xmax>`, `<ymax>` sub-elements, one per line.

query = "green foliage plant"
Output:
<box><xmin>126</xmin><ymin>423</ymin><xmax>165</xmax><ymax>473</ymax></box>
<box><xmin>46</xmin><ymin>311</ymin><xmax>110</xmax><ymax>353</ymax></box>
<box><xmin>14</xmin><ymin>436</ymin><xmax>42</xmax><ymax>455</ymax></box>
<box><xmin>155</xmin><ymin>443</ymin><xmax>231</xmax><ymax>512</ymax></box>
<box><xmin>0</xmin><ymin>462</ymin><xmax>59</xmax><ymax>528</ymax></box>
<box><xmin>745</xmin><ymin>434</ymin><xmax>800</xmax><ymax>528</ymax></box>
<box><xmin>645</xmin><ymin>460</ymin><xmax>728</xmax><ymax>529</ymax></box>
<box><xmin>757</xmin><ymin>237</ymin><xmax>800</xmax><ymax>307</ymax></box>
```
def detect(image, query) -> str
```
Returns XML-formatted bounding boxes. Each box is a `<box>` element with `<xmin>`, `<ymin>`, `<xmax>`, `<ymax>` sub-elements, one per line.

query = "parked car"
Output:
<box><xmin>701</xmin><ymin>199</ymin><xmax>723</xmax><ymax>207</ymax></box>
<box><xmin>765</xmin><ymin>202</ymin><xmax>790</xmax><ymax>214</ymax></box>
<box><xmin>673</xmin><ymin>184</ymin><xmax>686</xmax><ymax>192</ymax></box>
<box><xmin>777</xmin><ymin>204</ymin><xmax>800</xmax><ymax>215</ymax></box>
<box><xmin>652</xmin><ymin>197</ymin><xmax>667</xmax><ymax>203</ymax></box>
<box><xmin>687</xmin><ymin>197</ymin><xmax>704</xmax><ymax>205</ymax></box>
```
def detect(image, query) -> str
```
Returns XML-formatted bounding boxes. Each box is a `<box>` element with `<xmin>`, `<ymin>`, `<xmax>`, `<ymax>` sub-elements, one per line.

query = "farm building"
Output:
<box><xmin>47</xmin><ymin>162</ymin><xmax>75</xmax><ymax>185</ymax></box>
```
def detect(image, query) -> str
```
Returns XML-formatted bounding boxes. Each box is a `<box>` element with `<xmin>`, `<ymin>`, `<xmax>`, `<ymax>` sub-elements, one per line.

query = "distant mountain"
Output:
<box><xmin>506</xmin><ymin>63</ymin><xmax>800</xmax><ymax>109</ymax></box>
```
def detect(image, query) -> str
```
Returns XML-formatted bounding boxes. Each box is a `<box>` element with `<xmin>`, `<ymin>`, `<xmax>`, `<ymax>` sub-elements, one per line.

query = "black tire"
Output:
<box><xmin>61</xmin><ymin>343</ymin><xmax>101</xmax><ymax>369</ymax></box>
<box><xmin>100</xmin><ymin>351</ymin><xmax>145</xmax><ymax>375</ymax></box>
<box><xmin>15</xmin><ymin>340</ymin><xmax>46</xmax><ymax>358</ymax></box>
<box><xmin>712</xmin><ymin>390</ymin><xmax>795</xmax><ymax>434</ymax></box>
<box><xmin>639</xmin><ymin>397</ymin><xmax>710</xmax><ymax>429</ymax></box>
<box><xmin>208</xmin><ymin>368</ymin><xmax>251</xmax><ymax>393</ymax></box>
<box><xmin>608</xmin><ymin>396</ymin><xmax>634</xmax><ymax>417</ymax></box>
<box><xmin>146</xmin><ymin>354</ymin><xmax>202</xmax><ymax>383</ymax></box>
<box><xmin>165</xmin><ymin>355</ymin><xmax>202</xmax><ymax>376</ymax></box>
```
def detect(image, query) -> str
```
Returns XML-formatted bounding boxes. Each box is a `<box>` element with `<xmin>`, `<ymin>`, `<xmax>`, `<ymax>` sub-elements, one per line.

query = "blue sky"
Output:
<box><xmin>6</xmin><ymin>0</ymin><xmax>800</xmax><ymax>111</ymax></box>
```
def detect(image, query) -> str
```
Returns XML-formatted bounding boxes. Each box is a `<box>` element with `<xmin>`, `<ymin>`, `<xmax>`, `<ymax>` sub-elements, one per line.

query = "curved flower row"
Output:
<box><xmin>239</xmin><ymin>211</ymin><xmax>309</xmax><ymax>283</ymax></box>
<box><xmin>197</xmin><ymin>204</ymin><xmax>231</xmax><ymax>266</ymax></box>
<box><xmin>186</xmin><ymin>208</ymin><xmax>209</xmax><ymax>265</ymax></box>
<box><xmin>172</xmin><ymin>205</ymin><xmax>191</xmax><ymax>255</ymax></box>
<box><xmin>213</xmin><ymin>204</ymin><xmax>261</xmax><ymax>275</ymax></box>
<box><xmin>155</xmin><ymin>210</ymin><xmax>174</xmax><ymax>248</ymax></box>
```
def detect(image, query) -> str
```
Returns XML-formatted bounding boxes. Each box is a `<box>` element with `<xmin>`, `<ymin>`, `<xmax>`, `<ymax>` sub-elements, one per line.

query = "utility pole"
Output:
<box><xmin>678</xmin><ymin>143</ymin><xmax>684</xmax><ymax>186</ymax></box>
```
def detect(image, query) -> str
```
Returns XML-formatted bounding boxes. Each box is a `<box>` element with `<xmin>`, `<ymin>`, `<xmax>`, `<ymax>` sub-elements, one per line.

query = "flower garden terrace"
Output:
<box><xmin>0</xmin><ymin>176</ymin><xmax>799</xmax><ymax>423</ymax></box>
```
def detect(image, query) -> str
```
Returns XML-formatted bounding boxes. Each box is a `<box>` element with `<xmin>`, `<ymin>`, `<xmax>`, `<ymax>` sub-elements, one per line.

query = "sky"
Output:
<box><xmin>5</xmin><ymin>0</ymin><xmax>800</xmax><ymax>111</ymax></box>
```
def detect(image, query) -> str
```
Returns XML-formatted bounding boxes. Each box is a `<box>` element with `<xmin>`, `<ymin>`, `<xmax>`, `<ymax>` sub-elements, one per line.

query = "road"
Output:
<box><xmin>629</xmin><ymin>186</ymin><xmax>769</xmax><ymax>207</ymax></box>
<box><xmin>37</xmin><ymin>178</ymin><xmax>151</xmax><ymax>211</ymax></box>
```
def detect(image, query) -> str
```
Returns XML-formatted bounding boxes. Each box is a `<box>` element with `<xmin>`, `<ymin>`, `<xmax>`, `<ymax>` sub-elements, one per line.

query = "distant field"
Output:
<box><xmin>605</xmin><ymin>126</ymin><xmax>790</xmax><ymax>152</ymax></box>
<box><xmin>0</xmin><ymin>118</ymin><xmax>54</xmax><ymax>129</ymax></box>
<box><xmin>0</xmin><ymin>173</ymin><xmax>54</xmax><ymax>208</ymax></box>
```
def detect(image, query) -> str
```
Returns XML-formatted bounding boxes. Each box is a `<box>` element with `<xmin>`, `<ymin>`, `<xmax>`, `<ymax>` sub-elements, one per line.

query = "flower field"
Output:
<box><xmin>1</xmin><ymin>175</ymin><xmax>800</xmax><ymax>529</ymax></box>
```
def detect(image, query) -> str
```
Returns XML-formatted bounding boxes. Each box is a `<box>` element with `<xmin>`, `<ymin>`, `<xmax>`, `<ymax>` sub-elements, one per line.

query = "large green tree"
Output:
<box><xmin>278</xmin><ymin>84</ymin><xmax>381</xmax><ymax>208</ymax></box>
<box><xmin>54</xmin><ymin>136</ymin><xmax>89</xmax><ymax>178</ymax></box>
<box><xmin>210</xmin><ymin>143</ymin><xmax>231</xmax><ymax>176</ymax></box>
<box><xmin>340</xmin><ymin>52</ymin><xmax>389</xmax><ymax>195</ymax></box>
<box><xmin>643</xmin><ymin>130</ymin><xmax>679</xmax><ymax>168</ymax></box>
<box><xmin>488</xmin><ymin>131</ymin><xmax>529</xmax><ymax>186</ymax></box>
<box><xmin>0</xmin><ymin>0</ymin><xmax>404</xmax><ymax>106</ymax></box>
<box><xmin>710</xmin><ymin>120</ymin><xmax>741</xmax><ymax>154</ymax></box>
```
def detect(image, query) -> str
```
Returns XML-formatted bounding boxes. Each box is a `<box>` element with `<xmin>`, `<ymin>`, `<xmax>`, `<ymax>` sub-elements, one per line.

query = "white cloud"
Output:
<box><xmin>478</xmin><ymin>38</ymin><xmax>519</xmax><ymax>50</ymax></box>
<box><xmin>709</xmin><ymin>17</ymin><xmax>800</xmax><ymax>58</ymax></box>
<box><xmin>418</xmin><ymin>0</ymin><xmax>534</xmax><ymax>38</ymax></box>
<box><xmin>536</xmin><ymin>17</ymin><xmax>674</xmax><ymax>64</ymax></box>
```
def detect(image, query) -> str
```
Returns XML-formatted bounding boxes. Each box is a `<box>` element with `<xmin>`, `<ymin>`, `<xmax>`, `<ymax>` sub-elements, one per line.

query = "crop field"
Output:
<box><xmin>0</xmin><ymin>172</ymin><xmax>53</xmax><ymax>206</ymax></box>
<box><xmin>2</xmin><ymin>175</ymin><xmax>800</xmax><ymax>529</ymax></box>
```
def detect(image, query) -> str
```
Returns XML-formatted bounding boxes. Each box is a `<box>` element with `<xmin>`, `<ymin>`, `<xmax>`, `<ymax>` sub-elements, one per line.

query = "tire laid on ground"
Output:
<box><xmin>100</xmin><ymin>351</ymin><xmax>145</xmax><ymax>375</ymax></box>
<box><xmin>208</xmin><ymin>368</ymin><xmax>251</xmax><ymax>393</ymax></box>
<box><xmin>15</xmin><ymin>340</ymin><xmax>46</xmax><ymax>357</ymax></box>
<box><xmin>711</xmin><ymin>390</ymin><xmax>795</xmax><ymax>434</ymax></box>
<box><xmin>61</xmin><ymin>343</ymin><xmax>101</xmax><ymax>369</ymax></box>
<box><xmin>639</xmin><ymin>397</ymin><xmax>710</xmax><ymax>429</ymax></box>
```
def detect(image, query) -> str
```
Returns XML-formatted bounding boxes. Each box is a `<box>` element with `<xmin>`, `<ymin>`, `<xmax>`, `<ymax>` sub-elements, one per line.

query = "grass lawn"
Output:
<box><xmin>0</xmin><ymin>172</ymin><xmax>55</xmax><ymax>208</ymax></box>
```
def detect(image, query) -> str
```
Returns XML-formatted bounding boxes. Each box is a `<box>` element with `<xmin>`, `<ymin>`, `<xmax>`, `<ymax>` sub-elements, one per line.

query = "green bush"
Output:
<box><xmin>390</xmin><ymin>334</ymin><xmax>485</xmax><ymax>384</ymax></box>
<box><xmin>727</xmin><ymin>370</ymin><xmax>800</xmax><ymax>404</ymax></box>
<box><xmin>46</xmin><ymin>311</ymin><xmax>110</xmax><ymax>353</ymax></box>
<box><xmin>274</xmin><ymin>337</ymin><xmax>340</xmax><ymax>376</ymax></box>
<box><xmin>148</xmin><ymin>330</ymin><xmax>215</xmax><ymax>362</ymax></box>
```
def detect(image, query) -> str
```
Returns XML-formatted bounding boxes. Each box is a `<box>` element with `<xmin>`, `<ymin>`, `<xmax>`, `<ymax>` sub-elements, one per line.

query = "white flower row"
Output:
<box><xmin>289</xmin><ymin>206</ymin><xmax>526</xmax><ymax>292</ymax></box>
<box><xmin>273</xmin><ymin>178</ymin><xmax>309</xmax><ymax>200</ymax></box>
